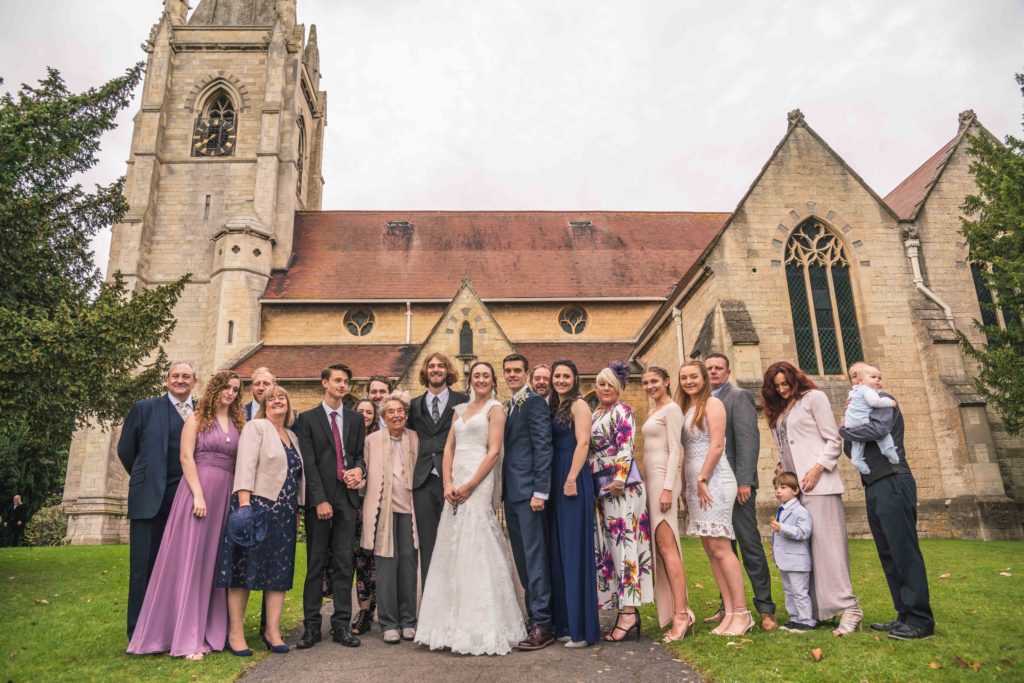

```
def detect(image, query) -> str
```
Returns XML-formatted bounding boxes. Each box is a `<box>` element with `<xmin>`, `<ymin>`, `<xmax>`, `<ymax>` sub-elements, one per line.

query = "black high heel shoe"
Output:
<box><xmin>262</xmin><ymin>634</ymin><xmax>290</xmax><ymax>653</ymax></box>
<box><xmin>603</xmin><ymin>610</ymin><xmax>641</xmax><ymax>642</ymax></box>
<box><xmin>351</xmin><ymin>607</ymin><xmax>374</xmax><ymax>635</ymax></box>
<box><xmin>226</xmin><ymin>640</ymin><xmax>253</xmax><ymax>657</ymax></box>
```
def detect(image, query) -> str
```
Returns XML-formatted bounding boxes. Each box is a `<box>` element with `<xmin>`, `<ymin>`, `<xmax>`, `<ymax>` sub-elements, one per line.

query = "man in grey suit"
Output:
<box><xmin>407</xmin><ymin>353</ymin><xmax>468</xmax><ymax>584</ymax></box>
<box><xmin>705</xmin><ymin>353</ymin><xmax>777</xmax><ymax>631</ymax></box>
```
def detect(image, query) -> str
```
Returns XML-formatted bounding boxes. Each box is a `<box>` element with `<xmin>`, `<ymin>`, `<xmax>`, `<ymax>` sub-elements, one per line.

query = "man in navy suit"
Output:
<box><xmin>295</xmin><ymin>363</ymin><xmax>367</xmax><ymax>649</ymax></box>
<box><xmin>501</xmin><ymin>353</ymin><xmax>554</xmax><ymax>650</ymax></box>
<box><xmin>117</xmin><ymin>361</ymin><xmax>197</xmax><ymax>639</ymax></box>
<box><xmin>244</xmin><ymin>366</ymin><xmax>276</xmax><ymax>420</ymax></box>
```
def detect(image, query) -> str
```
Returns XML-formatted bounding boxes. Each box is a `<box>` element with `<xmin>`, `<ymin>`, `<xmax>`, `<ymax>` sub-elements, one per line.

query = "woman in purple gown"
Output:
<box><xmin>127</xmin><ymin>370</ymin><xmax>246</xmax><ymax>659</ymax></box>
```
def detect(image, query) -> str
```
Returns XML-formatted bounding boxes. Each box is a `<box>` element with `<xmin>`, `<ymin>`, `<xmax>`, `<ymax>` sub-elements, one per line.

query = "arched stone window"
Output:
<box><xmin>296</xmin><ymin>115</ymin><xmax>306</xmax><ymax>196</ymax></box>
<box><xmin>459</xmin><ymin>321</ymin><xmax>473</xmax><ymax>355</ymax></box>
<box><xmin>192</xmin><ymin>88</ymin><xmax>237</xmax><ymax>157</ymax></box>
<box><xmin>784</xmin><ymin>219</ymin><xmax>863</xmax><ymax>375</ymax></box>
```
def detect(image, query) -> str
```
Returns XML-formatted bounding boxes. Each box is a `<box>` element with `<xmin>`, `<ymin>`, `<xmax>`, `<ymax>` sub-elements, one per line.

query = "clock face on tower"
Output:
<box><xmin>192</xmin><ymin>116</ymin><xmax>237</xmax><ymax>157</ymax></box>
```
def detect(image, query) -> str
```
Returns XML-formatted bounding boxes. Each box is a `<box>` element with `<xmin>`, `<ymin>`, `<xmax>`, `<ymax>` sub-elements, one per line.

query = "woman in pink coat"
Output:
<box><xmin>361</xmin><ymin>391</ymin><xmax>420</xmax><ymax>645</ymax></box>
<box><xmin>761</xmin><ymin>361</ymin><xmax>862</xmax><ymax>637</ymax></box>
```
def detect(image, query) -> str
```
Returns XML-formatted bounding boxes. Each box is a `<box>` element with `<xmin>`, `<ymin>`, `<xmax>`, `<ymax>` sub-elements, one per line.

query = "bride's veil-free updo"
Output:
<box><xmin>467</xmin><ymin>360</ymin><xmax>498</xmax><ymax>399</ymax></box>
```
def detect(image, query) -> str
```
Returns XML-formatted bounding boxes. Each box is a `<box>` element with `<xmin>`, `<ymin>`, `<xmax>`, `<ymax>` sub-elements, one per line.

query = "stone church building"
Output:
<box><xmin>62</xmin><ymin>0</ymin><xmax>1023</xmax><ymax>543</ymax></box>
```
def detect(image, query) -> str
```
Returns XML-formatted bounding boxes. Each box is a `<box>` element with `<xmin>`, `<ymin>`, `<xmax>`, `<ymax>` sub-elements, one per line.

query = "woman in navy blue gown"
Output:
<box><xmin>547</xmin><ymin>359</ymin><xmax>601</xmax><ymax>647</ymax></box>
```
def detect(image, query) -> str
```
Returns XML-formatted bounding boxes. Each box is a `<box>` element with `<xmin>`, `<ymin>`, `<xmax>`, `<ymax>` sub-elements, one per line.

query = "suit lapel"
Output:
<box><xmin>314</xmin><ymin>407</ymin><xmax>334</xmax><ymax>453</ymax></box>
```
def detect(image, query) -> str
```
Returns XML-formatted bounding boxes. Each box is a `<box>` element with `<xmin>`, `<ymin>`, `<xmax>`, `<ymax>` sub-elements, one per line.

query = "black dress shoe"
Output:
<box><xmin>888</xmin><ymin>623</ymin><xmax>934</xmax><ymax>640</ymax></box>
<box><xmin>296</xmin><ymin>629</ymin><xmax>322</xmax><ymax>649</ymax></box>
<box><xmin>332</xmin><ymin>625</ymin><xmax>361</xmax><ymax>647</ymax></box>
<box><xmin>869</xmin><ymin>619</ymin><xmax>903</xmax><ymax>632</ymax></box>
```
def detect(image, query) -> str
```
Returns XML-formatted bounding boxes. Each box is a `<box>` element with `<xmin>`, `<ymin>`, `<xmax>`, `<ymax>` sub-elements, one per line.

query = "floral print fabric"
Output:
<box><xmin>590</xmin><ymin>403</ymin><xmax>654</xmax><ymax>609</ymax></box>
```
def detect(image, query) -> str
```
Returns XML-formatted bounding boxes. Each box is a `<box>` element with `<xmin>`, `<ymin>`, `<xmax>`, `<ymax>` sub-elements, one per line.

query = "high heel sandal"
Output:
<box><xmin>832</xmin><ymin>608</ymin><xmax>863</xmax><ymax>637</ymax></box>
<box><xmin>662</xmin><ymin>609</ymin><xmax>696</xmax><ymax>643</ymax></box>
<box><xmin>603</xmin><ymin>610</ymin><xmax>641</xmax><ymax>642</ymax></box>
<box><xmin>722</xmin><ymin>610</ymin><xmax>756</xmax><ymax>636</ymax></box>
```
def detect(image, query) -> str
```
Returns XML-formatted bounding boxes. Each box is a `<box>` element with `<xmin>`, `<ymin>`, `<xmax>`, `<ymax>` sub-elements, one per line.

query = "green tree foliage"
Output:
<box><xmin>960</xmin><ymin>72</ymin><xmax>1024</xmax><ymax>435</ymax></box>
<box><xmin>0</xmin><ymin>64</ymin><xmax>189</xmax><ymax>510</ymax></box>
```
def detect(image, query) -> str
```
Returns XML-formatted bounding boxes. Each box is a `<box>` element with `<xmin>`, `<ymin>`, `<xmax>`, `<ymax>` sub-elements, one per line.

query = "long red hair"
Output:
<box><xmin>761</xmin><ymin>361</ymin><xmax>818</xmax><ymax>427</ymax></box>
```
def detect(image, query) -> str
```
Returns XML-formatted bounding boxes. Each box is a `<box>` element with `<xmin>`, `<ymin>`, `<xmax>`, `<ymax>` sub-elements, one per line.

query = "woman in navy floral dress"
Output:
<box><xmin>589</xmin><ymin>362</ymin><xmax>653</xmax><ymax>642</ymax></box>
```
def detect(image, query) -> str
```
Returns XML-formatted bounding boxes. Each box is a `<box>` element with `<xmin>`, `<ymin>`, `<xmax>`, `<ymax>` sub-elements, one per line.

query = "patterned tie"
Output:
<box><xmin>503</xmin><ymin>398</ymin><xmax>512</xmax><ymax>415</ymax></box>
<box><xmin>776</xmin><ymin>505</ymin><xmax>785</xmax><ymax>522</ymax></box>
<box><xmin>330</xmin><ymin>411</ymin><xmax>346</xmax><ymax>480</ymax></box>
<box><xmin>175</xmin><ymin>400</ymin><xmax>191</xmax><ymax>420</ymax></box>
<box><xmin>431</xmin><ymin>395</ymin><xmax>441</xmax><ymax>423</ymax></box>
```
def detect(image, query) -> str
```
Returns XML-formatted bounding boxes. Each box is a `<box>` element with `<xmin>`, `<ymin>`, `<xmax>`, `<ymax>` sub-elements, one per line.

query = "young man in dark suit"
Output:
<box><xmin>117</xmin><ymin>361</ymin><xmax>197</xmax><ymax>639</ymax></box>
<box><xmin>407</xmin><ymin>353</ymin><xmax>468</xmax><ymax>584</ymax></box>
<box><xmin>296</xmin><ymin>364</ymin><xmax>366</xmax><ymax>649</ymax></box>
<box><xmin>705</xmin><ymin>353</ymin><xmax>777</xmax><ymax>631</ymax></box>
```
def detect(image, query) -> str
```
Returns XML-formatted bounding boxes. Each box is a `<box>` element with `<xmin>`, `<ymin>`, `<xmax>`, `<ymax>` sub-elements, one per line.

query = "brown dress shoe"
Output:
<box><xmin>760</xmin><ymin>613</ymin><xmax>779</xmax><ymax>631</ymax></box>
<box><xmin>702</xmin><ymin>609</ymin><xmax>726</xmax><ymax>625</ymax></box>
<box><xmin>517</xmin><ymin>625</ymin><xmax>555</xmax><ymax>651</ymax></box>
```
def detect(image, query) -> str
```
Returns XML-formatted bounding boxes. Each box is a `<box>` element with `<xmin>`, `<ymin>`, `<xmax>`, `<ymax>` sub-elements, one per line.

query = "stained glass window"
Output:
<box><xmin>784</xmin><ymin>220</ymin><xmax>863</xmax><ymax>375</ymax></box>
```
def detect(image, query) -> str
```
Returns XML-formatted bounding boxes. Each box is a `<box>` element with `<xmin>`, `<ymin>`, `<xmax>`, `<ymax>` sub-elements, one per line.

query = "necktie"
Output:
<box><xmin>431</xmin><ymin>395</ymin><xmax>441</xmax><ymax>422</ymax></box>
<box><xmin>176</xmin><ymin>401</ymin><xmax>191</xmax><ymax>420</ymax></box>
<box><xmin>330</xmin><ymin>411</ymin><xmax>346</xmax><ymax>480</ymax></box>
<box><xmin>776</xmin><ymin>505</ymin><xmax>784</xmax><ymax>522</ymax></box>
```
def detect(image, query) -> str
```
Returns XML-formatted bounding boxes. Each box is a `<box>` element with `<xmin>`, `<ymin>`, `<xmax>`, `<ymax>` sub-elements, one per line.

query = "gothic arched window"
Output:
<box><xmin>296</xmin><ymin>116</ymin><xmax>306</xmax><ymax>196</ymax></box>
<box><xmin>784</xmin><ymin>220</ymin><xmax>863</xmax><ymax>375</ymax></box>
<box><xmin>459</xmin><ymin>321</ymin><xmax>473</xmax><ymax>355</ymax></box>
<box><xmin>192</xmin><ymin>89</ymin><xmax>237</xmax><ymax>157</ymax></box>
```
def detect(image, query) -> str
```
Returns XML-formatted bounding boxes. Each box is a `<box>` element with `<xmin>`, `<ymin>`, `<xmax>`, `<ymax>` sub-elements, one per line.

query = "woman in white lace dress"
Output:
<box><xmin>676</xmin><ymin>361</ymin><xmax>752</xmax><ymax>636</ymax></box>
<box><xmin>415</xmin><ymin>361</ymin><xmax>527</xmax><ymax>655</ymax></box>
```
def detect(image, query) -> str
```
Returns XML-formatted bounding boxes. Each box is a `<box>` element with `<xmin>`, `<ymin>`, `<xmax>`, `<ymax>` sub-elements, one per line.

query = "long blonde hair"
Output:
<box><xmin>674</xmin><ymin>361</ymin><xmax>712</xmax><ymax>432</ymax></box>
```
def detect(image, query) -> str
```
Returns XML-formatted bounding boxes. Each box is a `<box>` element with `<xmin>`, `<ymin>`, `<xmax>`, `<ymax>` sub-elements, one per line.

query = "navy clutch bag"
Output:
<box><xmin>593</xmin><ymin>459</ymin><xmax>643</xmax><ymax>498</ymax></box>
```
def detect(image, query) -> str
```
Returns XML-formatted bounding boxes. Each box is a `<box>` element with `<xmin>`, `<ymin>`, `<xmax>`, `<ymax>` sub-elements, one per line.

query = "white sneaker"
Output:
<box><xmin>557</xmin><ymin>635</ymin><xmax>571</xmax><ymax>642</ymax></box>
<box><xmin>401</xmin><ymin>627</ymin><xmax>416</xmax><ymax>641</ymax></box>
<box><xmin>564</xmin><ymin>639</ymin><xmax>588</xmax><ymax>648</ymax></box>
<box><xmin>383</xmin><ymin>629</ymin><xmax>401</xmax><ymax>644</ymax></box>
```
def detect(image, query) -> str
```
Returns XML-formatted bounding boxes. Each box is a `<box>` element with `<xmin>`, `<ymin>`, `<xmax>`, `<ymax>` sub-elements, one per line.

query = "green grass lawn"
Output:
<box><xmin>0</xmin><ymin>544</ymin><xmax>307</xmax><ymax>682</ymax></box>
<box><xmin>1</xmin><ymin>539</ymin><xmax>1021</xmax><ymax>682</ymax></box>
<box><xmin>650</xmin><ymin>538</ymin><xmax>1024</xmax><ymax>682</ymax></box>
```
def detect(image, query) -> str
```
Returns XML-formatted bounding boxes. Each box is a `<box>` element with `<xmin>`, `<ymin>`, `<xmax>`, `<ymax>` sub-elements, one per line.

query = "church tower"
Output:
<box><xmin>62</xmin><ymin>0</ymin><xmax>326</xmax><ymax>543</ymax></box>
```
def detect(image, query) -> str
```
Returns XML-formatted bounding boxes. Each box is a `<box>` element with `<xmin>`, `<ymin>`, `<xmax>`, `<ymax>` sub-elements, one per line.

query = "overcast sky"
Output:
<box><xmin>2</xmin><ymin>1</ymin><xmax>1022</xmax><ymax>270</ymax></box>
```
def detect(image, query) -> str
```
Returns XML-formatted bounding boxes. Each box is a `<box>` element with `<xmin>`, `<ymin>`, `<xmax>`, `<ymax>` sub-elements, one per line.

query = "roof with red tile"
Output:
<box><xmin>514</xmin><ymin>342</ymin><xmax>637</xmax><ymax>375</ymax></box>
<box><xmin>264</xmin><ymin>211</ymin><xmax>729</xmax><ymax>301</ymax></box>
<box><xmin>884</xmin><ymin>134</ymin><xmax>961</xmax><ymax>221</ymax></box>
<box><xmin>232</xmin><ymin>343</ymin><xmax>420</xmax><ymax>379</ymax></box>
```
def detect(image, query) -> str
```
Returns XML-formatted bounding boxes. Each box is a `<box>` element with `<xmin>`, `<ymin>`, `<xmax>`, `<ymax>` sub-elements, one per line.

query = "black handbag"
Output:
<box><xmin>593</xmin><ymin>459</ymin><xmax>643</xmax><ymax>498</ymax></box>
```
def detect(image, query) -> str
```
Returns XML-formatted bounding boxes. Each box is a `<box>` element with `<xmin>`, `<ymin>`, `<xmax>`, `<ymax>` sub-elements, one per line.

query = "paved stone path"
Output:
<box><xmin>243</xmin><ymin>606</ymin><xmax>702</xmax><ymax>683</ymax></box>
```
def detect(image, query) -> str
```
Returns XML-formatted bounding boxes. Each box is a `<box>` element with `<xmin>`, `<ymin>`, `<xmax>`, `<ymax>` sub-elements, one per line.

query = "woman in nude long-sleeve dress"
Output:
<box><xmin>640</xmin><ymin>367</ymin><xmax>692</xmax><ymax>642</ymax></box>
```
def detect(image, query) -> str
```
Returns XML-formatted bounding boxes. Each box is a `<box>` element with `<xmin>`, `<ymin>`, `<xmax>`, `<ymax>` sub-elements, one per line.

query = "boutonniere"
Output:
<box><xmin>511</xmin><ymin>388</ymin><xmax>530</xmax><ymax>408</ymax></box>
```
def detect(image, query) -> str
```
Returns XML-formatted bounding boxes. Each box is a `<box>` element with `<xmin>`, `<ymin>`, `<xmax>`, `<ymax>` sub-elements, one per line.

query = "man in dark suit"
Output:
<box><xmin>407</xmin><ymin>353</ymin><xmax>468</xmax><ymax>583</ymax></box>
<box><xmin>705</xmin><ymin>353</ymin><xmax>777</xmax><ymax>631</ymax></box>
<box><xmin>502</xmin><ymin>353</ymin><xmax>554</xmax><ymax>650</ymax></box>
<box><xmin>296</xmin><ymin>363</ymin><xmax>366</xmax><ymax>649</ymax></box>
<box><xmin>840</xmin><ymin>362</ymin><xmax>934</xmax><ymax>641</ymax></box>
<box><xmin>117</xmin><ymin>361</ymin><xmax>197</xmax><ymax>639</ymax></box>
<box><xmin>3</xmin><ymin>495</ymin><xmax>28</xmax><ymax>546</ymax></box>
<box><xmin>244</xmin><ymin>366</ymin><xmax>276</xmax><ymax>420</ymax></box>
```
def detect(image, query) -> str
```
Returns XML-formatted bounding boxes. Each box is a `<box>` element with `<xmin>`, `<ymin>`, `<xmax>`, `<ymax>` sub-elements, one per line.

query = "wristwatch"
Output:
<box><xmin>697</xmin><ymin>475</ymin><xmax>708</xmax><ymax>484</ymax></box>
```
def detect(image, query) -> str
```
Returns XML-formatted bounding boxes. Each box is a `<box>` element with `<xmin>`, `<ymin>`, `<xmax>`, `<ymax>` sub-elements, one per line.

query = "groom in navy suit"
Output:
<box><xmin>501</xmin><ymin>353</ymin><xmax>555</xmax><ymax>650</ymax></box>
<box><xmin>117</xmin><ymin>361</ymin><xmax>197</xmax><ymax>639</ymax></box>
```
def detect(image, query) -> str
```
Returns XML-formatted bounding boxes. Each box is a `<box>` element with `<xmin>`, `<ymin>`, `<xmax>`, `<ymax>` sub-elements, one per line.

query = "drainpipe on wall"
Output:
<box><xmin>405</xmin><ymin>302</ymin><xmax>412</xmax><ymax>343</ymax></box>
<box><xmin>901</xmin><ymin>225</ymin><xmax>955</xmax><ymax>329</ymax></box>
<box><xmin>673</xmin><ymin>307</ymin><xmax>685</xmax><ymax>365</ymax></box>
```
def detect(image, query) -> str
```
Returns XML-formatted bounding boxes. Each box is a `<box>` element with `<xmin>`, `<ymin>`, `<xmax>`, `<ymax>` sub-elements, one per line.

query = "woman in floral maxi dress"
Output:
<box><xmin>589</xmin><ymin>362</ymin><xmax>653</xmax><ymax>642</ymax></box>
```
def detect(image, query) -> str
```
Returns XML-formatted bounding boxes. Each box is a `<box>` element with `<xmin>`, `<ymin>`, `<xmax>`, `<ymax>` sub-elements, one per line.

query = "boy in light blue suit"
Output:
<box><xmin>770</xmin><ymin>471</ymin><xmax>815</xmax><ymax>632</ymax></box>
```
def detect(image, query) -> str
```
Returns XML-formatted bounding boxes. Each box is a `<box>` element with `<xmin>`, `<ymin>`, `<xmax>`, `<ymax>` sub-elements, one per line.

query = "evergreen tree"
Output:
<box><xmin>0</xmin><ymin>65</ymin><xmax>188</xmax><ymax>510</ymax></box>
<box><xmin>960</xmin><ymin>72</ymin><xmax>1024</xmax><ymax>434</ymax></box>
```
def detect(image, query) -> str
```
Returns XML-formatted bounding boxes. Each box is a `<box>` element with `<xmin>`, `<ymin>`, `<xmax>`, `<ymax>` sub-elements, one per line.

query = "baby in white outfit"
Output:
<box><xmin>844</xmin><ymin>365</ymin><xmax>899</xmax><ymax>475</ymax></box>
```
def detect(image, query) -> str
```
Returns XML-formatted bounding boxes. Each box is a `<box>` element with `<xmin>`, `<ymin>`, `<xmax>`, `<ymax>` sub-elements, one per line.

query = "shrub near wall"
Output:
<box><xmin>25</xmin><ymin>501</ymin><xmax>68</xmax><ymax>547</ymax></box>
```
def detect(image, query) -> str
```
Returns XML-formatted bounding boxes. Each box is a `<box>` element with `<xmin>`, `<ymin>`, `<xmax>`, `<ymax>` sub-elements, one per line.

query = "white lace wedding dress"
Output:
<box><xmin>415</xmin><ymin>399</ymin><xmax>527</xmax><ymax>655</ymax></box>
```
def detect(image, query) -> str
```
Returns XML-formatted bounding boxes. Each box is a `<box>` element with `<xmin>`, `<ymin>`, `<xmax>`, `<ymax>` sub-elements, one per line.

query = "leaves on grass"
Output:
<box><xmin>33</xmin><ymin>599</ymin><xmax>48</xmax><ymax>605</ymax></box>
<box><xmin>929</xmin><ymin>661</ymin><xmax>941</xmax><ymax>669</ymax></box>
<box><xmin>938</xmin><ymin>572</ymin><xmax>952</xmax><ymax>579</ymax></box>
<box><xmin>971</xmin><ymin>662</ymin><xmax>981</xmax><ymax>672</ymax></box>
<box><xmin>998</xmin><ymin>571</ymin><xmax>1012</xmax><ymax>576</ymax></box>
<box><xmin>694</xmin><ymin>583</ymin><xmax>704</xmax><ymax>589</ymax></box>
<box><xmin>811</xmin><ymin>648</ymin><xmax>823</xmax><ymax>662</ymax></box>
<box><xmin>955</xmin><ymin>656</ymin><xmax>969</xmax><ymax>668</ymax></box>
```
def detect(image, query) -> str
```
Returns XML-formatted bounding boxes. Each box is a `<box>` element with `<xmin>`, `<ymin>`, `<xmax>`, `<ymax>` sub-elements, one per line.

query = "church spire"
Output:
<box><xmin>188</xmin><ymin>0</ymin><xmax>277</xmax><ymax>26</ymax></box>
<box><xmin>303</xmin><ymin>24</ymin><xmax>321</xmax><ymax>90</ymax></box>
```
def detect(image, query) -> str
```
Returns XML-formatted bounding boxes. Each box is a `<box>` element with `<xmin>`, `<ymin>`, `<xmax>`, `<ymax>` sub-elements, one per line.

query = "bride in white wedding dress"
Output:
<box><xmin>415</xmin><ymin>361</ymin><xmax>527</xmax><ymax>655</ymax></box>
